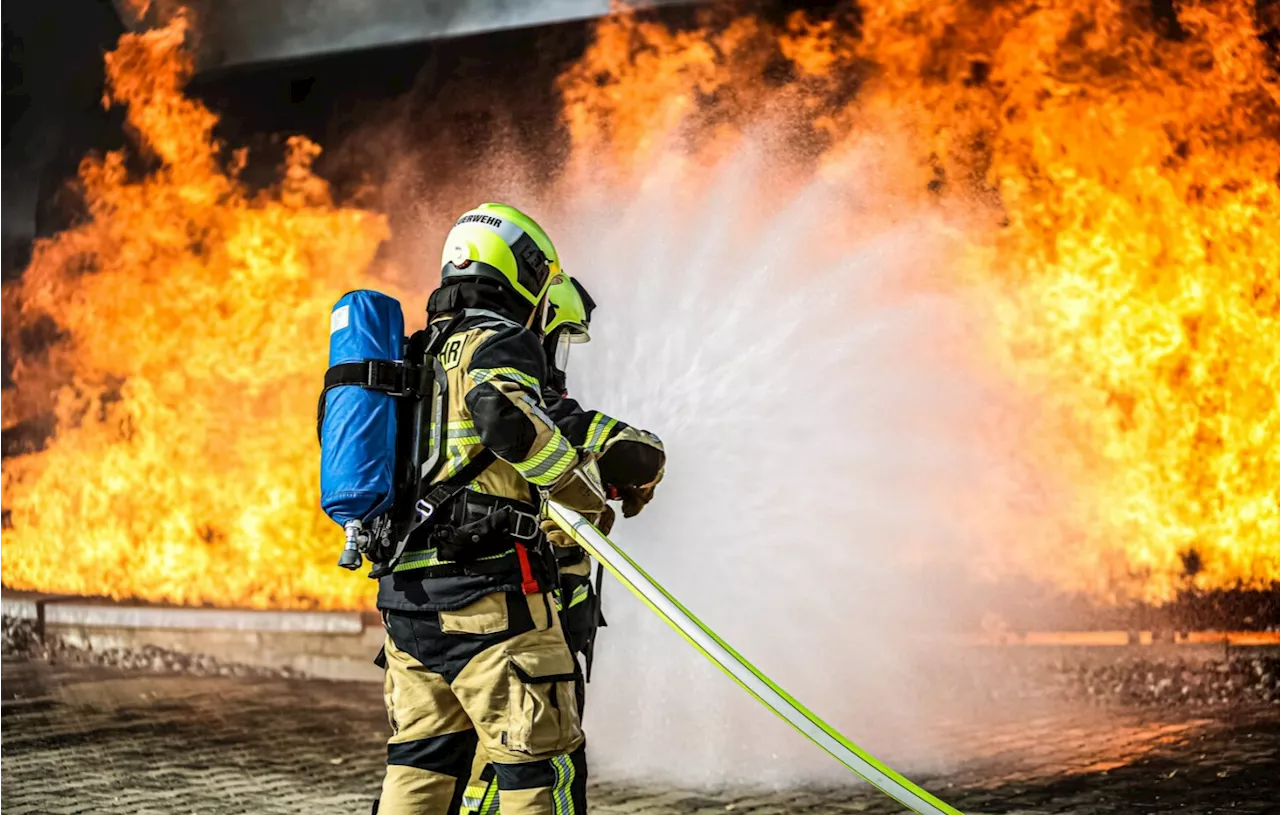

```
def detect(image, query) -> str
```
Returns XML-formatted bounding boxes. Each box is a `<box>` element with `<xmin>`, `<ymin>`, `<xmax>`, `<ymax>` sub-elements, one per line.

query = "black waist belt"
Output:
<box><xmin>393</xmin><ymin>490</ymin><xmax>546</xmax><ymax>578</ymax></box>
<box><xmin>448</xmin><ymin>491</ymin><xmax>541</xmax><ymax>541</ymax></box>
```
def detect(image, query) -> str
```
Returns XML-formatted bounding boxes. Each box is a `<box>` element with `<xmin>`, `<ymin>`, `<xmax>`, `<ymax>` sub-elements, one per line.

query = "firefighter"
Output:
<box><xmin>375</xmin><ymin>204</ymin><xmax>606</xmax><ymax>815</ymax></box>
<box><xmin>458</xmin><ymin>273</ymin><xmax>666</xmax><ymax>815</ymax></box>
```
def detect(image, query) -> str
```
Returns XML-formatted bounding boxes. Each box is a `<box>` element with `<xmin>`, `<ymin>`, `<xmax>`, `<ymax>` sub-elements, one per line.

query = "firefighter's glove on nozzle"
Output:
<box><xmin>546</xmin><ymin>457</ymin><xmax>607</xmax><ymax>514</ymax></box>
<box><xmin>598</xmin><ymin>427</ymin><xmax>665</xmax><ymax>518</ymax></box>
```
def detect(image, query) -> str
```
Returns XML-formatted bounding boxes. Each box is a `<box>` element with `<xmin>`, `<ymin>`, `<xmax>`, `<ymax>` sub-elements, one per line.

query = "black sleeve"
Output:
<box><xmin>464</xmin><ymin>325</ymin><xmax>576</xmax><ymax>482</ymax></box>
<box><xmin>542</xmin><ymin>389</ymin><xmax>614</xmax><ymax>448</ymax></box>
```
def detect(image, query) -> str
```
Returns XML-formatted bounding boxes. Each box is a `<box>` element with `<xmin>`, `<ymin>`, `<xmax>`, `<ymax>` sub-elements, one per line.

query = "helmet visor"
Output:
<box><xmin>553</xmin><ymin>326</ymin><xmax>590</xmax><ymax>373</ymax></box>
<box><xmin>554</xmin><ymin>332</ymin><xmax>572</xmax><ymax>373</ymax></box>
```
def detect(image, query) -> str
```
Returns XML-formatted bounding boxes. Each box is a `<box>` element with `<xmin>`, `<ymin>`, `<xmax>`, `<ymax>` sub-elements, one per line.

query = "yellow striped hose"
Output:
<box><xmin>546</xmin><ymin>501</ymin><xmax>963</xmax><ymax>815</ymax></box>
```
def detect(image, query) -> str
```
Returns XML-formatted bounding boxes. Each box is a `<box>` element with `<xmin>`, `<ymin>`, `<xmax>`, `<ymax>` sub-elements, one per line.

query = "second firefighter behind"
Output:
<box><xmin>458</xmin><ymin>272</ymin><xmax>667</xmax><ymax>815</ymax></box>
<box><xmin>376</xmin><ymin>204</ymin><xmax>608</xmax><ymax>815</ymax></box>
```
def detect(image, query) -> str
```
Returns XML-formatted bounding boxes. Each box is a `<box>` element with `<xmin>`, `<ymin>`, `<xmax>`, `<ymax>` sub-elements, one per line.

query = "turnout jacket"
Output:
<box><xmin>377</xmin><ymin>308</ymin><xmax>583</xmax><ymax>613</ymax></box>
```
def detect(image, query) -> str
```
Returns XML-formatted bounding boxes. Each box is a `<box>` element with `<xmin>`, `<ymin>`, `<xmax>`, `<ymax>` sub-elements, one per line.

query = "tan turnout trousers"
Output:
<box><xmin>458</xmin><ymin>550</ymin><xmax>598</xmax><ymax>815</ymax></box>
<box><xmin>378</xmin><ymin>590</ymin><xmax>587</xmax><ymax>815</ymax></box>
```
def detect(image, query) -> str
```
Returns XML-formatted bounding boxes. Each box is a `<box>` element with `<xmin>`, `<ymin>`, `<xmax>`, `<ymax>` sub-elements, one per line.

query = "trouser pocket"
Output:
<box><xmin>439</xmin><ymin>592</ymin><xmax>511</xmax><ymax>635</ymax></box>
<box><xmin>504</xmin><ymin>642</ymin><xmax>581</xmax><ymax>756</ymax></box>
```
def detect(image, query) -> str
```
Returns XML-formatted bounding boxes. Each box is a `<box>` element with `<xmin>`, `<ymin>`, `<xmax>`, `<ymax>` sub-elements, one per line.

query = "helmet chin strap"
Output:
<box><xmin>525</xmin><ymin>268</ymin><xmax>558</xmax><ymax>333</ymax></box>
<box><xmin>525</xmin><ymin>292</ymin><xmax>546</xmax><ymax>332</ymax></box>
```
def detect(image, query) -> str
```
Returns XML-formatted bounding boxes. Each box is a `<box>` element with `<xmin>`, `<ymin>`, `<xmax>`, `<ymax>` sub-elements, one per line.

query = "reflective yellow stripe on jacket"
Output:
<box><xmin>511</xmin><ymin>426</ymin><xmax>575</xmax><ymax>486</ymax></box>
<box><xmin>584</xmin><ymin>413</ymin><xmax>618</xmax><ymax>452</ymax></box>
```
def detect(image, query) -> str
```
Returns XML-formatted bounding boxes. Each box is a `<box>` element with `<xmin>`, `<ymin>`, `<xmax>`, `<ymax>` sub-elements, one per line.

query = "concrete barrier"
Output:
<box><xmin>1</xmin><ymin>591</ymin><xmax>383</xmax><ymax>682</ymax></box>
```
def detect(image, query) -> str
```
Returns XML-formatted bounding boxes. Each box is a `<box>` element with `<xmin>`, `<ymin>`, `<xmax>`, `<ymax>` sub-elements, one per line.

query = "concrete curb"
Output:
<box><xmin>3</xmin><ymin>592</ymin><xmax>367</xmax><ymax>634</ymax></box>
<box><xmin>1</xmin><ymin>591</ymin><xmax>383</xmax><ymax>682</ymax></box>
<box><xmin>1</xmin><ymin>588</ymin><xmax>371</xmax><ymax>632</ymax></box>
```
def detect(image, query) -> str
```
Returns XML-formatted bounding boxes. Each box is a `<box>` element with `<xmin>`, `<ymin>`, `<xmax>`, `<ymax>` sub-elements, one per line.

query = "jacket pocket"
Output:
<box><xmin>504</xmin><ymin>643</ymin><xmax>580</xmax><ymax>755</ymax></box>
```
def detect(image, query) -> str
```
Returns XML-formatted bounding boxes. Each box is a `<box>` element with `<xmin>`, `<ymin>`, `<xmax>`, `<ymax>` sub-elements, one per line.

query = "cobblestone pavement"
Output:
<box><xmin>3</xmin><ymin>656</ymin><xmax>1278</xmax><ymax>814</ymax></box>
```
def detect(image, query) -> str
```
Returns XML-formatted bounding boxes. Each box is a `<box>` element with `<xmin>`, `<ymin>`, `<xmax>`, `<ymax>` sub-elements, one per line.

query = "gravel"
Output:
<box><xmin>1057</xmin><ymin>655</ymin><xmax>1279</xmax><ymax>707</ymax></box>
<box><xmin>939</xmin><ymin>651</ymin><xmax>1280</xmax><ymax>710</ymax></box>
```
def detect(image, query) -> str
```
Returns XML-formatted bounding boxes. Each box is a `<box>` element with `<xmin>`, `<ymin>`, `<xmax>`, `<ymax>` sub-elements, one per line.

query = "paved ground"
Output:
<box><xmin>3</xmin><ymin>655</ymin><xmax>1278</xmax><ymax>814</ymax></box>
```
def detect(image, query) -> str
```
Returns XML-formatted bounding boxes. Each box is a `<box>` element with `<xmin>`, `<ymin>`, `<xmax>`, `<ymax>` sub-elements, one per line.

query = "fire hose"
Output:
<box><xmin>546</xmin><ymin>501</ymin><xmax>963</xmax><ymax>815</ymax></box>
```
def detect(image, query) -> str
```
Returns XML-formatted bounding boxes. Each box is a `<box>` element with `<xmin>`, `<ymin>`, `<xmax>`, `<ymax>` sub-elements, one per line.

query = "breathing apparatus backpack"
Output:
<box><xmin>319</xmin><ymin>290</ymin><xmax>453</xmax><ymax>572</ymax></box>
<box><xmin>320</xmin><ymin>289</ymin><xmax>535</xmax><ymax>576</ymax></box>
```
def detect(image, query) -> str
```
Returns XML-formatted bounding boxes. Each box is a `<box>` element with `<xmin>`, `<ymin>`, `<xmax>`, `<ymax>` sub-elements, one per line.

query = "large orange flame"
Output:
<box><xmin>559</xmin><ymin>2</ymin><xmax>1280</xmax><ymax>602</ymax></box>
<box><xmin>3</xmin><ymin>2</ymin><xmax>1278</xmax><ymax>609</ymax></box>
<box><xmin>2</xmin><ymin>14</ymin><xmax>390</xmax><ymax>609</ymax></box>
<box><xmin>858</xmin><ymin>0</ymin><xmax>1280</xmax><ymax>600</ymax></box>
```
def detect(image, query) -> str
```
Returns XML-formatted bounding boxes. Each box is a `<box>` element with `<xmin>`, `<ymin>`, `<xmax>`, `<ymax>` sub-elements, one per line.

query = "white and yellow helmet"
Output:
<box><xmin>441</xmin><ymin>203</ymin><xmax>561</xmax><ymax>308</ymax></box>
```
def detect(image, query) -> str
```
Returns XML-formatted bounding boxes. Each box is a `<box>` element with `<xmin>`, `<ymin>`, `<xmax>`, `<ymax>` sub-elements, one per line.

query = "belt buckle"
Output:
<box><xmin>415</xmin><ymin>498</ymin><xmax>435</xmax><ymax>520</ymax></box>
<box><xmin>367</xmin><ymin>360</ymin><xmax>412</xmax><ymax>397</ymax></box>
<box><xmin>511</xmin><ymin>510</ymin><xmax>539</xmax><ymax>541</ymax></box>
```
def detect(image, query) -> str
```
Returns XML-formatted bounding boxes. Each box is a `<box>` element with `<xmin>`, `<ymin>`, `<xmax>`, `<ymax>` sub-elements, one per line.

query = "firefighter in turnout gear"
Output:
<box><xmin>458</xmin><ymin>273</ymin><xmax>666</xmax><ymax>815</ymax></box>
<box><xmin>375</xmin><ymin>204</ymin><xmax>606</xmax><ymax>815</ymax></box>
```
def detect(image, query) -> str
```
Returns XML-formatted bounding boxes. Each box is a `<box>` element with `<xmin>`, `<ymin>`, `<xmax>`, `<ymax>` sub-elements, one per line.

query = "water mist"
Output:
<box><xmin>505</xmin><ymin>144</ymin><xmax>1039</xmax><ymax>787</ymax></box>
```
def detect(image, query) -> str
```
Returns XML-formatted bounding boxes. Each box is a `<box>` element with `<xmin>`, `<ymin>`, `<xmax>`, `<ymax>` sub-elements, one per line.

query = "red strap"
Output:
<box><xmin>513</xmin><ymin>542</ymin><xmax>540</xmax><ymax>595</ymax></box>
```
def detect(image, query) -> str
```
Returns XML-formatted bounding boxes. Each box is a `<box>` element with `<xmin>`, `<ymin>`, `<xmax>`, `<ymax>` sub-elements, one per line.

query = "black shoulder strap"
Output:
<box><xmin>380</xmin><ymin>449</ymin><xmax>497</xmax><ymax>574</ymax></box>
<box><xmin>425</xmin><ymin>312</ymin><xmax>468</xmax><ymax>353</ymax></box>
<box><xmin>378</xmin><ymin>312</ymin><xmax>504</xmax><ymax>573</ymax></box>
<box><xmin>427</xmin><ymin>450</ymin><xmax>498</xmax><ymax>509</ymax></box>
<box><xmin>369</xmin><ymin>311</ymin><xmax>523</xmax><ymax>575</ymax></box>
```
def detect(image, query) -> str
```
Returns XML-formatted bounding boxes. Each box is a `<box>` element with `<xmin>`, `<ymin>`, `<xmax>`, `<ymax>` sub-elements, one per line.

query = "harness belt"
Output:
<box><xmin>375</xmin><ymin>449</ymin><xmax>497</xmax><ymax>576</ymax></box>
<box><xmin>388</xmin><ymin>488</ymin><xmax>550</xmax><ymax>588</ymax></box>
<box><xmin>447</xmin><ymin>490</ymin><xmax>541</xmax><ymax>541</ymax></box>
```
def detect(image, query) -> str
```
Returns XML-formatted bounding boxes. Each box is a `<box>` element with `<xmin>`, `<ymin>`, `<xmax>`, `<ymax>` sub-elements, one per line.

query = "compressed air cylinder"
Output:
<box><xmin>320</xmin><ymin>290</ymin><xmax>405</xmax><ymax>526</ymax></box>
